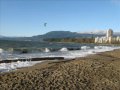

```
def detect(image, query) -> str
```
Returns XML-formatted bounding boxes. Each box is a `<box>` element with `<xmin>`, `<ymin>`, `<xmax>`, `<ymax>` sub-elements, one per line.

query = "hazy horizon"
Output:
<box><xmin>0</xmin><ymin>0</ymin><xmax>120</xmax><ymax>37</ymax></box>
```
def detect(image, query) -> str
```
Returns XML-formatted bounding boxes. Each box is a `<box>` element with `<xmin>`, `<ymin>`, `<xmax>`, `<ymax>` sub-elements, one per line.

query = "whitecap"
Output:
<box><xmin>59</xmin><ymin>47</ymin><xmax>68</xmax><ymax>52</ymax></box>
<box><xmin>81</xmin><ymin>46</ymin><xmax>90</xmax><ymax>50</ymax></box>
<box><xmin>0</xmin><ymin>48</ymin><xmax>3</xmax><ymax>53</ymax></box>
<box><xmin>44</xmin><ymin>48</ymin><xmax>50</xmax><ymax>52</ymax></box>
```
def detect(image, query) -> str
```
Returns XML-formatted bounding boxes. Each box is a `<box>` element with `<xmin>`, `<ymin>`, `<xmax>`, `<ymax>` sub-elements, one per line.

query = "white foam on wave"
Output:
<box><xmin>60</xmin><ymin>47</ymin><xmax>68</xmax><ymax>52</ymax></box>
<box><xmin>93</xmin><ymin>46</ymin><xmax>117</xmax><ymax>53</ymax></box>
<box><xmin>81</xmin><ymin>46</ymin><xmax>90</xmax><ymax>50</ymax></box>
<box><xmin>0</xmin><ymin>48</ymin><xmax>3</xmax><ymax>53</ymax></box>
<box><xmin>0</xmin><ymin>61</ymin><xmax>42</xmax><ymax>73</ymax></box>
<box><xmin>0</xmin><ymin>45</ymin><xmax>120</xmax><ymax>73</ymax></box>
<box><xmin>62</xmin><ymin>46</ymin><xmax>120</xmax><ymax>59</ymax></box>
<box><xmin>1</xmin><ymin>46</ymin><xmax>120</xmax><ymax>60</ymax></box>
<box><xmin>44</xmin><ymin>48</ymin><xmax>50</xmax><ymax>52</ymax></box>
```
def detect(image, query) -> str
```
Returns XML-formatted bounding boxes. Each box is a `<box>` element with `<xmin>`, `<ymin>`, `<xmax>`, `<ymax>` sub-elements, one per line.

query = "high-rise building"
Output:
<box><xmin>106</xmin><ymin>29</ymin><xmax>113</xmax><ymax>38</ymax></box>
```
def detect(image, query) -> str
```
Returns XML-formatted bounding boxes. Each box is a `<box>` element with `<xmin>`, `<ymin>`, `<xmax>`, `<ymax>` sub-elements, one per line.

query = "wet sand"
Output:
<box><xmin>0</xmin><ymin>49</ymin><xmax>120</xmax><ymax>90</ymax></box>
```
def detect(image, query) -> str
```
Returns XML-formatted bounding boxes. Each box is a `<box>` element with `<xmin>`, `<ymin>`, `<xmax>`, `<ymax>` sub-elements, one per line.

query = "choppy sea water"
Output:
<box><xmin>0</xmin><ymin>42</ymin><xmax>120</xmax><ymax>73</ymax></box>
<box><xmin>0</xmin><ymin>44</ymin><xmax>120</xmax><ymax>60</ymax></box>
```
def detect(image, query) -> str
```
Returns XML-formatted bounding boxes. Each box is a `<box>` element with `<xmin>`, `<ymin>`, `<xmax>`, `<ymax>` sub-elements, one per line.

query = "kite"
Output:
<box><xmin>44</xmin><ymin>23</ymin><xmax>47</xmax><ymax>27</ymax></box>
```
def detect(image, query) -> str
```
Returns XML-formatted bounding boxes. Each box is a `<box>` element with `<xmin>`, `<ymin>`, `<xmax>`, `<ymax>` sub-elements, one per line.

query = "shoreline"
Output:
<box><xmin>0</xmin><ymin>46</ymin><xmax>120</xmax><ymax>73</ymax></box>
<box><xmin>0</xmin><ymin>49</ymin><xmax>120</xmax><ymax>89</ymax></box>
<box><xmin>0</xmin><ymin>48</ymin><xmax>120</xmax><ymax>73</ymax></box>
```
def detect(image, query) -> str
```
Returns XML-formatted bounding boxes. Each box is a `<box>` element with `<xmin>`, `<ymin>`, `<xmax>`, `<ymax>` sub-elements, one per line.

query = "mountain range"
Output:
<box><xmin>0</xmin><ymin>31</ymin><xmax>120</xmax><ymax>41</ymax></box>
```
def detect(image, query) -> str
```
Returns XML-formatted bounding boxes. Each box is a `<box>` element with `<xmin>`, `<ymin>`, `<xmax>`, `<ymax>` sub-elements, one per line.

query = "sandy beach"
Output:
<box><xmin>0</xmin><ymin>49</ymin><xmax>120</xmax><ymax>90</ymax></box>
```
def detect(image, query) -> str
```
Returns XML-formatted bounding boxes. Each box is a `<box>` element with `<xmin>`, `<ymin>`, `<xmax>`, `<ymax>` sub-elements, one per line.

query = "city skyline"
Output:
<box><xmin>0</xmin><ymin>0</ymin><xmax>120</xmax><ymax>36</ymax></box>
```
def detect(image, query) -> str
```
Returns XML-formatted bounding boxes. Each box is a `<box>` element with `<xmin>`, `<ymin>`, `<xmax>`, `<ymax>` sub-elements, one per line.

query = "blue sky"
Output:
<box><xmin>0</xmin><ymin>0</ymin><xmax>120</xmax><ymax>36</ymax></box>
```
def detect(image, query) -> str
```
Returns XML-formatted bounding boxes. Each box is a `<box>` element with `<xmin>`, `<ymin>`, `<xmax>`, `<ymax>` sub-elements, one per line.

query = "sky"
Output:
<box><xmin>0</xmin><ymin>0</ymin><xmax>120</xmax><ymax>37</ymax></box>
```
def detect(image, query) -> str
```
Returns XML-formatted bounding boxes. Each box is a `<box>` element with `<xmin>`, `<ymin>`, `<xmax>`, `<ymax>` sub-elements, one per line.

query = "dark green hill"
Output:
<box><xmin>0</xmin><ymin>31</ymin><xmax>104</xmax><ymax>41</ymax></box>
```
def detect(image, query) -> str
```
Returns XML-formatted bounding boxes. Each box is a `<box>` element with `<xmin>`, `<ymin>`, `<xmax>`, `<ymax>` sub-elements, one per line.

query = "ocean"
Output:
<box><xmin>0</xmin><ymin>40</ymin><xmax>120</xmax><ymax>73</ymax></box>
<box><xmin>0</xmin><ymin>40</ymin><xmax>120</xmax><ymax>60</ymax></box>
<box><xmin>0</xmin><ymin>40</ymin><xmax>95</xmax><ymax>52</ymax></box>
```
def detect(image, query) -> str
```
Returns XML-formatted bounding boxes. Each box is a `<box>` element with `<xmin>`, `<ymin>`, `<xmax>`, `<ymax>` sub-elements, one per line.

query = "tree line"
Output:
<box><xmin>44</xmin><ymin>38</ymin><xmax>95</xmax><ymax>43</ymax></box>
